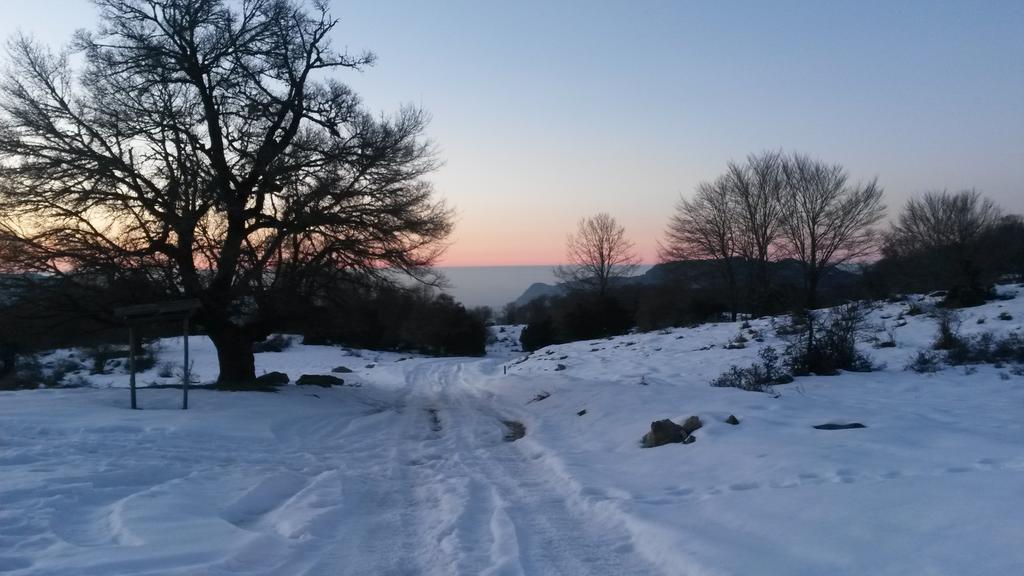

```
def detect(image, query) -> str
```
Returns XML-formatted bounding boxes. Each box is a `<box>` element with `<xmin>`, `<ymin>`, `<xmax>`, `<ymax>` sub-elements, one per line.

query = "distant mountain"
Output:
<box><xmin>510</xmin><ymin>259</ymin><xmax>863</xmax><ymax>306</ymax></box>
<box><xmin>512</xmin><ymin>282</ymin><xmax>567</xmax><ymax>307</ymax></box>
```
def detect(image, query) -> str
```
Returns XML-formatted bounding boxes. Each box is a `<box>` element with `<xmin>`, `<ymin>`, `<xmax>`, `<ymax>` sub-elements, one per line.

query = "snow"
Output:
<box><xmin>2</xmin><ymin>288</ymin><xmax>1023</xmax><ymax>574</ymax></box>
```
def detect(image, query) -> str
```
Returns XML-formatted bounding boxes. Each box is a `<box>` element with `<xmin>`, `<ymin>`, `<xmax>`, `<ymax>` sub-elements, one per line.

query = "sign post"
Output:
<box><xmin>114</xmin><ymin>299</ymin><xmax>202</xmax><ymax>410</ymax></box>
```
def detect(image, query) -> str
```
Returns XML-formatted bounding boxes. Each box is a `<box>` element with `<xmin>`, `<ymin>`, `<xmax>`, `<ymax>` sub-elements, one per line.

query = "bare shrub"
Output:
<box><xmin>711</xmin><ymin>346</ymin><xmax>791</xmax><ymax>392</ymax></box>
<box><xmin>786</xmin><ymin>303</ymin><xmax>874</xmax><ymax>376</ymax></box>
<box><xmin>907</xmin><ymin>350</ymin><xmax>943</xmax><ymax>373</ymax></box>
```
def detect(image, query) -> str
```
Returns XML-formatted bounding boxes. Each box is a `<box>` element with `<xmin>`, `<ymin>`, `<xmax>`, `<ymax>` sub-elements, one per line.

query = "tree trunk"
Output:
<box><xmin>725</xmin><ymin>262</ymin><xmax>738</xmax><ymax>322</ymax></box>
<box><xmin>806</xmin><ymin>268</ymin><xmax>821</xmax><ymax>310</ymax></box>
<box><xmin>207</xmin><ymin>325</ymin><xmax>256</xmax><ymax>386</ymax></box>
<box><xmin>754</xmin><ymin>258</ymin><xmax>770</xmax><ymax>316</ymax></box>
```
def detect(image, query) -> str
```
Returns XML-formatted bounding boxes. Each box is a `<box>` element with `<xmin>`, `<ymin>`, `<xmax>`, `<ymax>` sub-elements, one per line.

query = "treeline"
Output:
<box><xmin>0</xmin><ymin>272</ymin><xmax>488</xmax><ymax>383</ymax></box>
<box><xmin>512</xmin><ymin>151</ymin><xmax>1022</xmax><ymax>351</ymax></box>
<box><xmin>276</xmin><ymin>283</ymin><xmax>487</xmax><ymax>356</ymax></box>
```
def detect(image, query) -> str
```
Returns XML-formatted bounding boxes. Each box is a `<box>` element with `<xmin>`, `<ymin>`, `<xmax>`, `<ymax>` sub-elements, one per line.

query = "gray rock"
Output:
<box><xmin>681</xmin><ymin>415</ymin><xmax>703</xmax><ymax>435</ymax></box>
<box><xmin>331</xmin><ymin>366</ymin><xmax>353</xmax><ymax>373</ymax></box>
<box><xmin>296</xmin><ymin>374</ymin><xmax>344</xmax><ymax>388</ymax></box>
<box><xmin>642</xmin><ymin>419</ymin><xmax>688</xmax><ymax>448</ymax></box>
<box><xmin>725</xmin><ymin>414</ymin><xmax>740</xmax><ymax>425</ymax></box>
<box><xmin>254</xmin><ymin>371</ymin><xmax>289</xmax><ymax>387</ymax></box>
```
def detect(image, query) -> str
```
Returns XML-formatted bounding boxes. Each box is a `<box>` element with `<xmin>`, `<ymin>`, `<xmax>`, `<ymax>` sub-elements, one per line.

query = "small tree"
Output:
<box><xmin>884</xmin><ymin>190</ymin><xmax>1003</xmax><ymax>305</ymax></box>
<box><xmin>555</xmin><ymin>213</ymin><xmax>639</xmax><ymax>297</ymax></box>
<box><xmin>781</xmin><ymin>154</ymin><xmax>885</xmax><ymax>308</ymax></box>
<box><xmin>660</xmin><ymin>176</ymin><xmax>740</xmax><ymax>320</ymax></box>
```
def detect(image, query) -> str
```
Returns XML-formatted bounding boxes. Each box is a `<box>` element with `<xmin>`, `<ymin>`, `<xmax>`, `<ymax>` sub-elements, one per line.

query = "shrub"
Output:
<box><xmin>88</xmin><ymin>345</ymin><xmax>127</xmax><ymax>374</ymax></box>
<box><xmin>943</xmin><ymin>331</ymin><xmax>1024</xmax><ymax>366</ymax></box>
<box><xmin>907</xmin><ymin>350</ymin><xmax>943</xmax><ymax>373</ymax></box>
<box><xmin>133</xmin><ymin>351</ymin><xmax>157</xmax><ymax>372</ymax></box>
<box><xmin>785</xmin><ymin>303</ymin><xmax>874</xmax><ymax>376</ymax></box>
<box><xmin>932</xmin><ymin>309</ymin><xmax>964</xmax><ymax>351</ymax></box>
<box><xmin>725</xmin><ymin>333</ymin><xmax>748</xmax><ymax>349</ymax></box>
<box><xmin>710</xmin><ymin>346</ymin><xmax>791</xmax><ymax>392</ymax></box>
<box><xmin>521</xmin><ymin>318</ymin><xmax>556</xmax><ymax>352</ymax></box>
<box><xmin>941</xmin><ymin>285</ymin><xmax>995</xmax><ymax>309</ymax></box>
<box><xmin>157</xmin><ymin>362</ymin><xmax>175</xmax><ymax>378</ymax></box>
<box><xmin>44</xmin><ymin>358</ymin><xmax>86</xmax><ymax>387</ymax></box>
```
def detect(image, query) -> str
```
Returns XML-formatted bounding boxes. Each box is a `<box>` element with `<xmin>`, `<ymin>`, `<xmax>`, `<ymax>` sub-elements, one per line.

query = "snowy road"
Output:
<box><xmin>0</xmin><ymin>356</ymin><xmax>660</xmax><ymax>576</ymax></box>
<box><xmin>285</xmin><ymin>358</ymin><xmax>658</xmax><ymax>576</ymax></box>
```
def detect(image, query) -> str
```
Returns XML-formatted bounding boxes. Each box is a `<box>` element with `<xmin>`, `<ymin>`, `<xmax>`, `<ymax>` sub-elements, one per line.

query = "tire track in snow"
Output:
<box><xmin>404</xmin><ymin>360</ymin><xmax>659</xmax><ymax>576</ymax></box>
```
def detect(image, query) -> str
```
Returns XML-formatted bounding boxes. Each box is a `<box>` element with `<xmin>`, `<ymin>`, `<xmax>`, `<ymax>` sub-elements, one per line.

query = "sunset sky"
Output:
<box><xmin>3</xmin><ymin>1</ymin><xmax>1022</xmax><ymax>266</ymax></box>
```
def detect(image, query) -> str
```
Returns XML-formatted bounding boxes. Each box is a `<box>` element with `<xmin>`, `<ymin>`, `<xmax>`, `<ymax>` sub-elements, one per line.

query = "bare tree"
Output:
<box><xmin>659</xmin><ymin>176</ymin><xmax>740</xmax><ymax>320</ymax></box>
<box><xmin>556</xmin><ymin>213</ymin><xmax>639</xmax><ymax>297</ymax></box>
<box><xmin>726</xmin><ymin>150</ymin><xmax>786</xmax><ymax>313</ymax></box>
<box><xmin>0</xmin><ymin>0</ymin><xmax>452</xmax><ymax>385</ymax></box>
<box><xmin>884</xmin><ymin>189</ymin><xmax>1002</xmax><ymax>302</ymax></box>
<box><xmin>781</xmin><ymin>154</ymin><xmax>885</xmax><ymax>308</ymax></box>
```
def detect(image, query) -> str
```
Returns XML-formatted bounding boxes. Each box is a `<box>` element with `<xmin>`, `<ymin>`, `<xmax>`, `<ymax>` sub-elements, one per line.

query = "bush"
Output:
<box><xmin>943</xmin><ymin>331</ymin><xmax>1024</xmax><ymax>366</ymax></box>
<box><xmin>44</xmin><ymin>358</ymin><xmax>86</xmax><ymax>387</ymax></box>
<box><xmin>785</xmin><ymin>303</ymin><xmax>874</xmax><ymax>376</ymax></box>
<box><xmin>520</xmin><ymin>317</ymin><xmax>556</xmax><ymax>352</ymax></box>
<box><xmin>157</xmin><ymin>362</ymin><xmax>175</xmax><ymax>378</ymax></box>
<box><xmin>941</xmin><ymin>285</ymin><xmax>995</xmax><ymax>308</ymax></box>
<box><xmin>710</xmin><ymin>346</ymin><xmax>791</xmax><ymax>392</ymax></box>
<box><xmin>6</xmin><ymin>355</ymin><xmax>43</xmax><ymax>389</ymax></box>
<box><xmin>931</xmin><ymin>310</ymin><xmax>964</xmax><ymax>351</ymax></box>
<box><xmin>907</xmin><ymin>350</ymin><xmax>943</xmax><ymax>373</ymax></box>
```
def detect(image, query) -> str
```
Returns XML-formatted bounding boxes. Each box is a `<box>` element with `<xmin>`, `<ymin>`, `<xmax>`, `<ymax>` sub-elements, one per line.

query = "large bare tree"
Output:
<box><xmin>781</xmin><ymin>154</ymin><xmax>885</xmax><ymax>308</ymax></box>
<box><xmin>659</xmin><ymin>176</ymin><xmax>740</xmax><ymax>320</ymax></box>
<box><xmin>0</xmin><ymin>0</ymin><xmax>452</xmax><ymax>385</ymax></box>
<box><xmin>555</xmin><ymin>213</ymin><xmax>639</xmax><ymax>297</ymax></box>
<box><xmin>727</xmin><ymin>150</ymin><xmax>786</xmax><ymax>311</ymax></box>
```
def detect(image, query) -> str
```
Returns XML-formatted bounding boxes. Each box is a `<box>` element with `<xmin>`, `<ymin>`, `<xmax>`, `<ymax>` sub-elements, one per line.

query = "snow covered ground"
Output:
<box><xmin>2</xmin><ymin>289</ymin><xmax>1023</xmax><ymax>575</ymax></box>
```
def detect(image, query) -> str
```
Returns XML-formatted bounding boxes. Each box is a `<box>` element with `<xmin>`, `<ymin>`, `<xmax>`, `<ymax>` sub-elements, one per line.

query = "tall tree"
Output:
<box><xmin>0</xmin><ymin>0</ymin><xmax>452</xmax><ymax>385</ymax></box>
<box><xmin>727</xmin><ymin>150</ymin><xmax>786</xmax><ymax>313</ymax></box>
<box><xmin>781</xmin><ymin>154</ymin><xmax>885</xmax><ymax>308</ymax></box>
<box><xmin>659</xmin><ymin>176</ymin><xmax>740</xmax><ymax>320</ymax></box>
<box><xmin>555</xmin><ymin>213</ymin><xmax>639</xmax><ymax>297</ymax></box>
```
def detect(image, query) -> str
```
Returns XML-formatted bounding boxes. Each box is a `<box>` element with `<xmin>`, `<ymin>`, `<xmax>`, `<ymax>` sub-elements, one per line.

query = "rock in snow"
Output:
<box><xmin>296</xmin><ymin>374</ymin><xmax>343</xmax><ymax>387</ymax></box>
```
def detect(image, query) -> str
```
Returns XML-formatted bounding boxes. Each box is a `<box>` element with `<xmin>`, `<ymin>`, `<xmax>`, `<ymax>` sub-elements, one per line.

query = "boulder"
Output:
<box><xmin>725</xmin><ymin>414</ymin><xmax>740</xmax><ymax>425</ymax></box>
<box><xmin>681</xmin><ymin>415</ymin><xmax>703</xmax><ymax>435</ymax></box>
<box><xmin>296</xmin><ymin>374</ymin><xmax>344</xmax><ymax>388</ymax></box>
<box><xmin>331</xmin><ymin>366</ymin><xmax>353</xmax><ymax>373</ymax></box>
<box><xmin>254</xmin><ymin>371</ymin><xmax>289</xmax><ymax>387</ymax></box>
<box><xmin>642</xmin><ymin>419</ymin><xmax>688</xmax><ymax>448</ymax></box>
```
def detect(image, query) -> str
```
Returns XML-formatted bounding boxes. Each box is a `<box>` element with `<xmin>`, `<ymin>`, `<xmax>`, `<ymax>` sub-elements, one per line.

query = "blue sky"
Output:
<box><xmin>3</xmin><ymin>1</ymin><xmax>1022</xmax><ymax>264</ymax></box>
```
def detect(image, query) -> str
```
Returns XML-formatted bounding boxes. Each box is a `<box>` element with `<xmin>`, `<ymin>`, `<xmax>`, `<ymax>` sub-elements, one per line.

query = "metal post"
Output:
<box><xmin>128</xmin><ymin>324</ymin><xmax>137</xmax><ymax>410</ymax></box>
<box><xmin>182</xmin><ymin>317</ymin><xmax>190</xmax><ymax>410</ymax></box>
